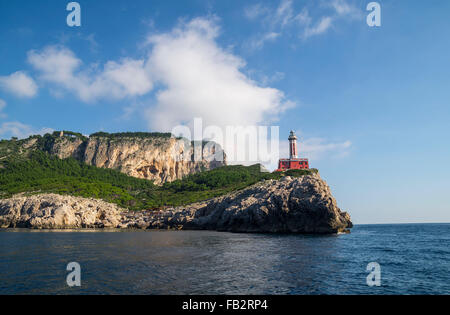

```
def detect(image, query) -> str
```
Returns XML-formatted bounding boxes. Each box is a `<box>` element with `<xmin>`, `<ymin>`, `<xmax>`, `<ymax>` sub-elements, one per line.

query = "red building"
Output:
<box><xmin>276</xmin><ymin>131</ymin><xmax>309</xmax><ymax>171</ymax></box>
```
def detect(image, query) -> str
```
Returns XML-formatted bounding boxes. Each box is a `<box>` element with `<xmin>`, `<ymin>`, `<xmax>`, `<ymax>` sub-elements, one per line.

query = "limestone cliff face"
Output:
<box><xmin>49</xmin><ymin>137</ymin><xmax>85</xmax><ymax>160</ymax></box>
<box><xmin>43</xmin><ymin>135</ymin><xmax>226</xmax><ymax>184</ymax></box>
<box><xmin>0</xmin><ymin>194</ymin><xmax>122</xmax><ymax>229</ymax></box>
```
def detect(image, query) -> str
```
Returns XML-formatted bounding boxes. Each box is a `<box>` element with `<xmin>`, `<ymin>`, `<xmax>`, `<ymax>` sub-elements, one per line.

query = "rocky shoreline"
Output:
<box><xmin>0</xmin><ymin>174</ymin><xmax>352</xmax><ymax>234</ymax></box>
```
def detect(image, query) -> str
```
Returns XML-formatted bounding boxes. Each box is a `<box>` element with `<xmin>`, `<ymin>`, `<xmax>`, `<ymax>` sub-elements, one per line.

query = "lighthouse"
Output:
<box><xmin>288</xmin><ymin>130</ymin><xmax>298</xmax><ymax>159</ymax></box>
<box><xmin>276</xmin><ymin>131</ymin><xmax>309</xmax><ymax>171</ymax></box>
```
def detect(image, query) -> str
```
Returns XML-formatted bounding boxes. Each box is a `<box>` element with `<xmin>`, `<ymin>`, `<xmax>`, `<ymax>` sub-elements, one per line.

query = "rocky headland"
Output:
<box><xmin>0</xmin><ymin>173</ymin><xmax>352</xmax><ymax>234</ymax></box>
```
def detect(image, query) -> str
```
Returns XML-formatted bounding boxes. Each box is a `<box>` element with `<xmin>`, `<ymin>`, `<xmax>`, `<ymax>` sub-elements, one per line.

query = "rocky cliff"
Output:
<box><xmin>0</xmin><ymin>173</ymin><xmax>352</xmax><ymax>234</ymax></box>
<box><xmin>0</xmin><ymin>194</ymin><xmax>122</xmax><ymax>229</ymax></box>
<box><xmin>23</xmin><ymin>132</ymin><xmax>226</xmax><ymax>184</ymax></box>
<box><xmin>183</xmin><ymin>173</ymin><xmax>352</xmax><ymax>234</ymax></box>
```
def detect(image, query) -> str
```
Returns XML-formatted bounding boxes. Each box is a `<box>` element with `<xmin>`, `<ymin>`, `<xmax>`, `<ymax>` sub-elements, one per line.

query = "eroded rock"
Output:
<box><xmin>0</xmin><ymin>194</ymin><xmax>122</xmax><ymax>229</ymax></box>
<box><xmin>49</xmin><ymin>136</ymin><xmax>226</xmax><ymax>185</ymax></box>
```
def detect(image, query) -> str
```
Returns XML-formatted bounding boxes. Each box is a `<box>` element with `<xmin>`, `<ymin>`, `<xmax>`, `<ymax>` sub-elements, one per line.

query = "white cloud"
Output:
<box><xmin>244</xmin><ymin>0</ymin><xmax>363</xmax><ymax>47</ymax></box>
<box><xmin>28</xmin><ymin>46</ymin><xmax>80</xmax><ymax>85</ymax></box>
<box><xmin>0</xmin><ymin>121</ymin><xmax>53</xmax><ymax>139</ymax></box>
<box><xmin>27</xmin><ymin>46</ymin><xmax>153</xmax><ymax>102</ymax></box>
<box><xmin>275</xmin><ymin>0</ymin><xmax>295</xmax><ymax>27</ymax></box>
<box><xmin>83</xmin><ymin>33</ymin><xmax>99</xmax><ymax>53</ymax></box>
<box><xmin>249</xmin><ymin>70</ymin><xmax>285</xmax><ymax>87</ymax></box>
<box><xmin>0</xmin><ymin>71</ymin><xmax>38</xmax><ymax>98</ymax></box>
<box><xmin>18</xmin><ymin>17</ymin><xmax>293</xmax><ymax>132</ymax></box>
<box><xmin>328</xmin><ymin>0</ymin><xmax>363</xmax><ymax>19</ymax></box>
<box><xmin>244</xmin><ymin>4</ymin><xmax>268</xmax><ymax>20</ymax></box>
<box><xmin>301</xmin><ymin>137</ymin><xmax>352</xmax><ymax>159</ymax></box>
<box><xmin>0</xmin><ymin>99</ymin><xmax>6</xmax><ymax>118</ymax></box>
<box><xmin>294</xmin><ymin>8</ymin><xmax>313</xmax><ymax>26</ymax></box>
<box><xmin>330</xmin><ymin>0</ymin><xmax>354</xmax><ymax>15</ymax></box>
<box><xmin>247</xmin><ymin>32</ymin><xmax>280</xmax><ymax>50</ymax></box>
<box><xmin>297</xmin><ymin>0</ymin><xmax>363</xmax><ymax>39</ymax></box>
<box><xmin>303</xmin><ymin>16</ymin><xmax>334</xmax><ymax>39</ymax></box>
<box><xmin>103</xmin><ymin>59</ymin><xmax>153</xmax><ymax>96</ymax></box>
<box><xmin>144</xmin><ymin>17</ymin><xmax>293</xmax><ymax>131</ymax></box>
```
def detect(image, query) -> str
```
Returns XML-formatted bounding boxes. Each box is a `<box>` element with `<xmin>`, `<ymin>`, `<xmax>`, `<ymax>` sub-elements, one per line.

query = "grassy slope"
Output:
<box><xmin>0</xmin><ymin>134</ymin><xmax>318</xmax><ymax>211</ymax></box>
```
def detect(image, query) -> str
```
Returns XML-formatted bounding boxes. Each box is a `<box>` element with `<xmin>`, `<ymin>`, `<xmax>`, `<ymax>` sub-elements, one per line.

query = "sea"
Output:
<box><xmin>0</xmin><ymin>224</ymin><xmax>448</xmax><ymax>295</ymax></box>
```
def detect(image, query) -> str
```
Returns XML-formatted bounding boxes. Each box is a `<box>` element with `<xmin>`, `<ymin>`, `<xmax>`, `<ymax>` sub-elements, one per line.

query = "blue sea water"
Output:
<box><xmin>0</xmin><ymin>224</ymin><xmax>449</xmax><ymax>295</ymax></box>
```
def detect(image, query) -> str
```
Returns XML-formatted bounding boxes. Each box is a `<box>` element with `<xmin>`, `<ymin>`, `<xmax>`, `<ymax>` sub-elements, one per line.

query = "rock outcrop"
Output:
<box><xmin>184</xmin><ymin>173</ymin><xmax>352</xmax><ymax>233</ymax></box>
<box><xmin>23</xmin><ymin>133</ymin><xmax>226</xmax><ymax>184</ymax></box>
<box><xmin>0</xmin><ymin>173</ymin><xmax>352</xmax><ymax>234</ymax></box>
<box><xmin>0</xmin><ymin>194</ymin><xmax>123</xmax><ymax>229</ymax></box>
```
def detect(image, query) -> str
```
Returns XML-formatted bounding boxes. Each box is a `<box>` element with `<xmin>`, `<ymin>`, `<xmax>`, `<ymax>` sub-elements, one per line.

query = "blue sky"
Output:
<box><xmin>1</xmin><ymin>0</ymin><xmax>449</xmax><ymax>224</ymax></box>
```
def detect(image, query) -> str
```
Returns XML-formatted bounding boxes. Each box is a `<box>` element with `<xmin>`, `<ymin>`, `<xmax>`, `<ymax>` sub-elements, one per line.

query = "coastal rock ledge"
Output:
<box><xmin>0</xmin><ymin>174</ymin><xmax>352</xmax><ymax>234</ymax></box>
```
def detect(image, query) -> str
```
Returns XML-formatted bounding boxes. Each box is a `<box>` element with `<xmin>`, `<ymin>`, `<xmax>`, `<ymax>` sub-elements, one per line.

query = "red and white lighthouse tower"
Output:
<box><xmin>289</xmin><ymin>130</ymin><xmax>298</xmax><ymax>159</ymax></box>
<box><xmin>276</xmin><ymin>131</ymin><xmax>309</xmax><ymax>171</ymax></box>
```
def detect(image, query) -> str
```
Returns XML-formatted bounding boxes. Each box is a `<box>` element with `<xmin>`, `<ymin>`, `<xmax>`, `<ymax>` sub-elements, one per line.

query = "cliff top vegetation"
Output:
<box><xmin>0</xmin><ymin>150</ymin><xmax>317</xmax><ymax>210</ymax></box>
